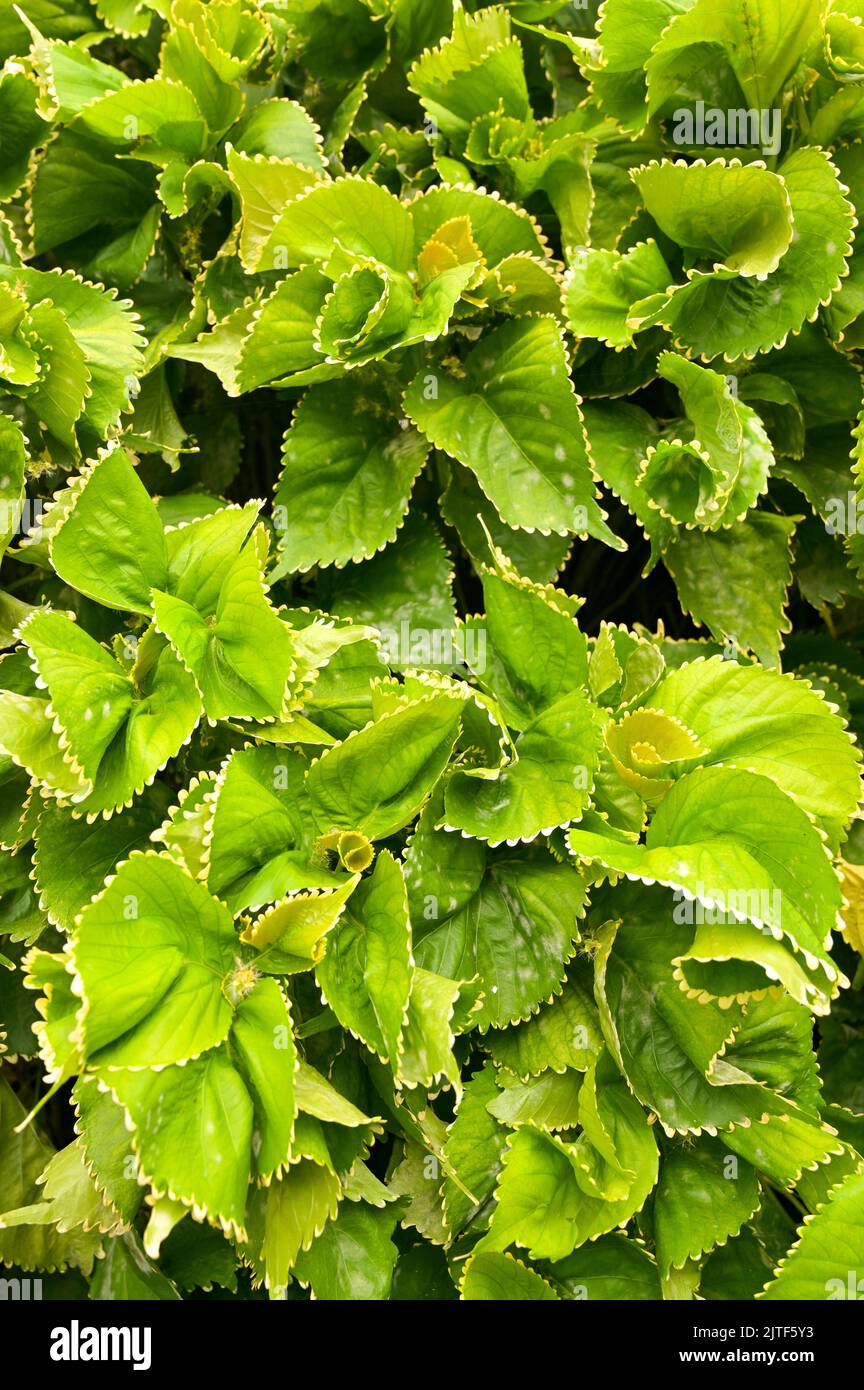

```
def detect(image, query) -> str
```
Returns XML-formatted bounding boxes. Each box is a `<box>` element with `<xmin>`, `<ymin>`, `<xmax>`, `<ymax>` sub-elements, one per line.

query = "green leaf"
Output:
<box><xmin>632</xmin><ymin>160</ymin><xmax>793</xmax><ymax>278</ymax></box>
<box><xmin>34</xmin><ymin>789</ymin><xmax>167</xmax><ymax>933</ymax></box>
<box><xmin>605</xmin><ymin>707</ymin><xmax>703</xmax><ymax>804</ymax></box>
<box><xmin>21</xmin><ymin>944</ymin><xmax>80</xmax><ymax>1081</ymax></box>
<box><xmin>408</xmin><ymin>185</ymin><xmax>547</xmax><ymax>266</ymax></box>
<box><xmin>508</xmin><ymin>130</ymin><xmax>594</xmax><ymax>256</ymax></box>
<box><xmin>0</xmin><ymin>70</ymin><xmax>47</xmax><ymax>201</ymax></box>
<box><xmin>28</xmin><ymin>37</ymin><xmax>127</xmax><ymax>120</ymax></box>
<box><xmin>643</xmin><ymin>352</ymin><xmax>773</xmax><ymax>528</ymax></box>
<box><xmin>580</xmin><ymin>399</ymin><xmax>667</xmax><ymax>548</ymax></box>
<box><xmin>481</xmin><ymin>973</ymin><xmax>603</xmax><ymax>1078</ymax></box>
<box><xmin>573</xmin><ymin>0</ymin><xmax>692</xmax><ymax>131</ymax></box>
<box><xmin>487</xmin><ymin>1068</ymin><xmax>584</xmax><ymax>1131</ymax></box>
<box><xmin>479</xmin><ymin>1067</ymin><xmax>658</xmax><ymax>1259</ymax></box>
<box><xmin>204</xmin><ymin>745</ymin><xmax>339</xmax><ymax>913</ymax></box>
<box><xmin>293</xmin><ymin>1200</ymin><xmax>399</xmax><ymax>1299</ymax></box>
<box><xmin>319</xmin><ymin>513</ymin><xmax>457</xmax><ymax>670</ymax></box>
<box><xmin>153</xmin><ymin>535</ymin><xmax>295</xmax><ymax>720</ymax></box>
<box><xmin>409</xmin><ymin>8</ymin><xmax>529</xmax><ymax>152</ymax></box>
<box><xmin>442</xmin><ymin>1061</ymin><xmax>507</xmax><ymax>1237</ymax></box>
<box><xmin>36</xmin><ymin>1139</ymin><xmax>128</xmax><ymax>1235</ymax></box>
<box><xmin>295</xmin><ymin>1057</ymin><xmax>377</xmax><ymax>1128</ymax></box>
<box><xmin>225</xmin><ymin>146</ymin><xmax>321</xmax><ymax>273</ymax></box>
<box><xmin>0</xmin><ymin>1076</ymin><xmax>100</xmax><ymax>1274</ymax></box>
<box><xmin>758</xmin><ymin>1171</ymin><xmax>864</xmax><ymax>1300</ymax></box>
<box><xmin>230</xmin><ymin>978</ymin><xmax>298</xmax><ymax>1182</ymax></box>
<box><xmin>699</xmin><ymin>1227</ymin><xmax>776</xmax><ymax>1300</ymax></box>
<box><xmin>0</xmin><ymin>690</ymin><xmax>83</xmax><ymax>802</ymax></box>
<box><xmin>257</xmin><ymin>177</ymin><xmax>415</xmax><ymax>275</ymax></box>
<box><xmin>404</xmin><ymin>316</ymin><xmax>624</xmax><ymax>546</ymax></box>
<box><xmin>564</xmin><ymin>239</ymin><xmax>672</xmax><ymax>349</ymax></box>
<box><xmin>570</xmin><ymin>765</ymin><xmax>843</xmax><ymax>1009</ymax></box>
<box><xmin>88</xmin><ymin>1231</ymin><xmax>181</xmax><ymax>1299</ymax></box>
<box><xmin>0</xmin><ymin>414</ymin><xmax>26</xmax><ymax>555</ymax></box>
<box><xmin>17</xmin><ymin>301</ymin><xmax>90</xmax><ymax>450</ymax></box>
<box><xmin>397</xmin><ymin>967</ymin><xmax>466</xmax><ymax>1093</ymax></box>
<box><xmin>230</xmin><ymin>267</ymin><xmax>331</xmax><ymax>392</ymax></box>
<box><xmin>240</xmin><ymin>877</ymin><xmax>359</xmax><ymax>975</ymax></box>
<box><xmin>0</xmin><ymin>264</ymin><xmax>145</xmax><ymax>437</ymax></box>
<box><xmin>70</xmin><ymin>852</ymin><xmax>237</xmax><ymax>1069</ymax></box>
<box><xmin>645</xmin><ymin>653</ymin><xmax>863</xmax><ymax>842</ymax></box>
<box><xmin>0</xmin><ymin>68</ymin><xmax>45</xmax><ymax>200</ymax></box>
<box><xmin>317</xmin><ymin>850</ymin><xmax>412</xmax><ymax>1061</ymax></box>
<box><xmin>0</xmin><ymin>280</ymin><xmax>40</xmax><ymax>385</ymax></box>
<box><xmin>50</xmin><ymin>448</ymin><xmax>168</xmax><ymax>614</ymax></box>
<box><xmin>645</xmin><ymin>0</ymin><xmax>822</xmax><ymax>113</ymax></box>
<box><xmin>17</xmin><ymin>613</ymin><xmax>201</xmax><ymax>816</ymax></box>
<box><xmin>639</xmin><ymin>150</ymin><xmax>854</xmax><ymax>360</ymax></box>
<box><xmin>158</xmin><ymin>1216</ymin><xmax>237</xmax><ymax>1293</ymax></box>
<box><xmin>80</xmin><ymin>203</ymin><xmax>161</xmax><ymax>292</ymax></box>
<box><xmin>661</xmin><ymin>511</ymin><xmax>796</xmax><ymax>668</ymax></box>
<box><xmin>272</xmin><ymin>378</ymin><xmax>430</xmax><ymax>574</ymax></box>
<box><xmin>407</xmin><ymin>800</ymin><xmax>588</xmax><ymax>1027</ymax></box>
<box><xmin>386</xmin><ymin>1129</ymin><xmax>448</xmax><ymax>1242</ymax></box>
<box><xmin>31</xmin><ymin>131</ymin><xmax>155</xmax><ymax>257</ymax></box>
<box><xmin>720</xmin><ymin>1100</ymin><xmax>843</xmax><ymax>1191</ymax></box>
<box><xmin>653</xmin><ymin>1136</ymin><xmax>761</xmax><ymax>1275</ymax></box>
<box><xmin>106</xmin><ymin>1048</ymin><xmax>253</xmax><ymax>1239</ymax></box>
<box><xmin>439</xmin><ymin>463</ymin><xmax>572</xmax><ymax>584</ymax></box>
<box><xmin>472</xmin><ymin>563</ymin><xmax>588</xmax><ymax>728</ymax></box>
<box><xmin>307</xmin><ymin>690</ymin><xmax>463</xmax><ymax>840</ymax></box>
<box><xmin>158</xmin><ymin>18</ymin><xmax>248</xmax><ymax>136</ymax></box>
<box><xmin>312</xmin><ymin>259</ymin><xmax>475</xmax><ymax>367</ymax></box>
<box><xmin>244</xmin><ymin>1161</ymin><xmax>341</xmax><ymax>1296</ymax></box>
<box><xmin>589</xmin><ymin>884</ymin><xmax>836</xmax><ymax>1135</ymax></box>
<box><xmin>591</xmin><ymin>895</ymin><xmax>731</xmax><ymax>1122</ymax></box>
<box><xmin>545</xmin><ymin>1233</ymin><xmax>663</xmax><ymax>1300</ymax></box>
<box><xmin>73</xmin><ymin>76</ymin><xmax>209</xmax><ymax>160</ymax></box>
<box><xmin>479</xmin><ymin>1125</ymin><xmax>583</xmax><ymax>1262</ymax></box>
<box><xmin>461</xmin><ymin>1250</ymin><xmax>559</xmax><ymax>1300</ymax></box>
<box><xmin>231</xmin><ymin>98</ymin><xmax>325</xmax><ymax>167</ymax></box>
<box><xmin>73</xmin><ymin>1080</ymin><xmax>142</xmax><ymax>1225</ymax></box>
<box><xmin>724</xmin><ymin>995</ymin><xmax>821</xmax><ymax>1114</ymax></box>
<box><xmin>444</xmin><ymin>689</ymin><xmax>604</xmax><ymax>843</ymax></box>
<box><xmin>0</xmin><ymin>938</ymin><xmax>40</xmax><ymax>1056</ymax></box>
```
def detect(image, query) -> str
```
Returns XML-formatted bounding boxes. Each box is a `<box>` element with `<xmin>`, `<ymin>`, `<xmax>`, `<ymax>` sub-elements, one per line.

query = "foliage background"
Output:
<box><xmin>0</xmin><ymin>0</ymin><xmax>864</xmax><ymax>1302</ymax></box>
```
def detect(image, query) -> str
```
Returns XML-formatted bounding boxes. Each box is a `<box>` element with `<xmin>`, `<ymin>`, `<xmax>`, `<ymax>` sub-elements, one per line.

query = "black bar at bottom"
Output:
<box><xmin>0</xmin><ymin>1296</ymin><xmax>856</xmax><ymax>1375</ymax></box>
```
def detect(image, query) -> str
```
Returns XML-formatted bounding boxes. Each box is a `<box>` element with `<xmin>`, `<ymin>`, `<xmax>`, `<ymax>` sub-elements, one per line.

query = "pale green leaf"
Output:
<box><xmin>70</xmin><ymin>852</ymin><xmax>237</xmax><ymax>1069</ymax></box>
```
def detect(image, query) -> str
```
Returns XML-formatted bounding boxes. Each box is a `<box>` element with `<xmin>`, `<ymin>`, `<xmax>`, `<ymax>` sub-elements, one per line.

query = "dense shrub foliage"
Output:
<box><xmin>1</xmin><ymin>0</ymin><xmax>864</xmax><ymax>1303</ymax></box>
